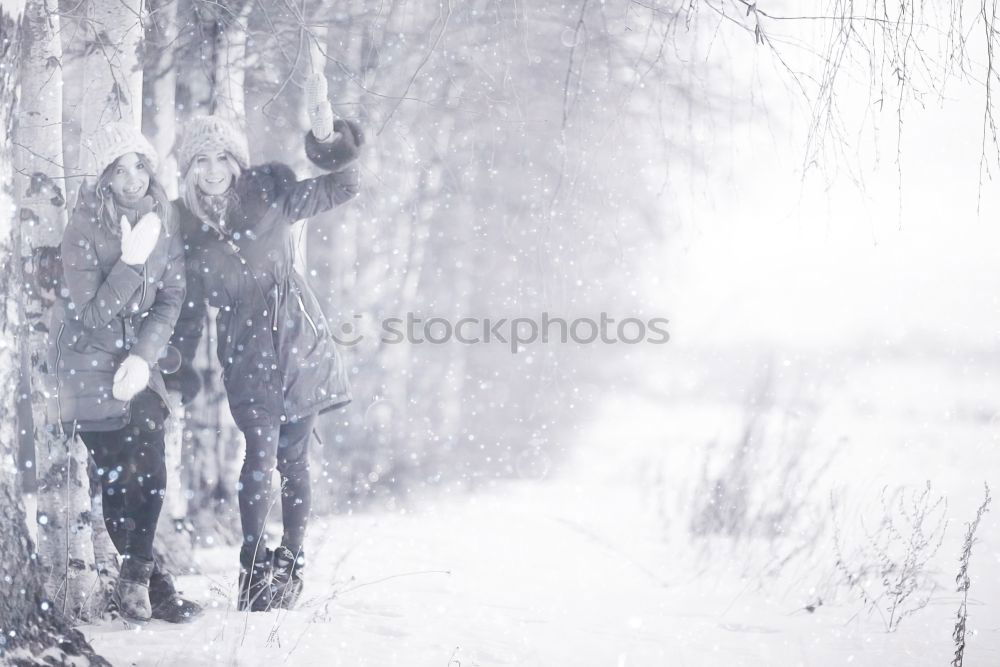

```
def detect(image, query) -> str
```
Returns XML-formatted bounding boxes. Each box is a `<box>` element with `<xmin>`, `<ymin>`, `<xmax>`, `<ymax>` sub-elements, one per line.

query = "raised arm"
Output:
<box><xmin>272</xmin><ymin>127</ymin><xmax>362</xmax><ymax>223</ymax></box>
<box><xmin>278</xmin><ymin>166</ymin><xmax>360</xmax><ymax>223</ymax></box>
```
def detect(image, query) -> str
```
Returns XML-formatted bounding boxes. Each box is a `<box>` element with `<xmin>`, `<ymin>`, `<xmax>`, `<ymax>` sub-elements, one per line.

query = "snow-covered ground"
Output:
<box><xmin>80</xmin><ymin>349</ymin><xmax>1000</xmax><ymax>666</ymax></box>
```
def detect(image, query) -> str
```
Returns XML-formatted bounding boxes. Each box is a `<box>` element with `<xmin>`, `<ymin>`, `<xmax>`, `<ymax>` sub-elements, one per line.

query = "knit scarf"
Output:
<box><xmin>197</xmin><ymin>190</ymin><xmax>238</xmax><ymax>237</ymax></box>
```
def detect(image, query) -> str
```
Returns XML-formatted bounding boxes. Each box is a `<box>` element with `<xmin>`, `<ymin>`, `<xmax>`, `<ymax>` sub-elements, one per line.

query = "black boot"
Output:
<box><xmin>149</xmin><ymin>564</ymin><xmax>204</xmax><ymax>622</ymax></box>
<box><xmin>114</xmin><ymin>556</ymin><xmax>155</xmax><ymax>622</ymax></box>
<box><xmin>269</xmin><ymin>546</ymin><xmax>305</xmax><ymax>610</ymax></box>
<box><xmin>237</xmin><ymin>549</ymin><xmax>272</xmax><ymax>612</ymax></box>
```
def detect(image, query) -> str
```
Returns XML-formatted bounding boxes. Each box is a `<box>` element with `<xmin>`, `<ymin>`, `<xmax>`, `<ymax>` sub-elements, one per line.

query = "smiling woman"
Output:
<box><xmin>49</xmin><ymin>120</ymin><xmax>201</xmax><ymax>625</ymax></box>
<box><xmin>106</xmin><ymin>152</ymin><xmax>151</xmax><ymax>204</ymax></box>
<box><xmin>194</xmin><ymin>151</ymin><xmax>240</xmax><ymax>194</ymax></box>
<box><xmin>182</xmin><ymin>148</ymin><xmax>243</xmax><ymax>218</ymax></box>
<box><xmin>169</xmin><ymin>101</ymin><xmax>364</xmax><ymax>613</ymax></box>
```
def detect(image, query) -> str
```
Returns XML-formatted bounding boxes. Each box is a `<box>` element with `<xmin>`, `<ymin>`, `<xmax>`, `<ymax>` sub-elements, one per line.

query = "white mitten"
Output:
<box><xmin>120</xmin><ymin>212</ymin><xmax>161</xmax><ymax>266</ymax></box>
<box><xmin>112</xmin><ymin>354</ymin><xmax>150</xmax><ymax>402</ymax></box>
<box><xmin>305</xmin><ymin>73</ymin><xmax>336</xmax><ymax>143</ymax></box>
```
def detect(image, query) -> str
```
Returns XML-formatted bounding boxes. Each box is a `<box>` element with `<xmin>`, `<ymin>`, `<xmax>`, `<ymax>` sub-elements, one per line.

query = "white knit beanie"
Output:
<box><xmin>84</xmin><ymin>121</ymin><xmax>159</xmax><ymax>177</ymax></box>
<box><xmin>178</xmin><ymin>116</ymin><xmax>250</xmax><ymax>174</ymax></box>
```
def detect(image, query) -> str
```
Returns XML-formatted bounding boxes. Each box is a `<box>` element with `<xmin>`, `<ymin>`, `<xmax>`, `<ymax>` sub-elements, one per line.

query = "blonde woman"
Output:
<box><xmin>50</xmin><ymin>121</ymin><xmax>200</xmax><ymax>622</ymax></box>
<box><xmin>171</xmin><ymin>76</ymin><xmax>363</xmax><ymax>611</ymax></box>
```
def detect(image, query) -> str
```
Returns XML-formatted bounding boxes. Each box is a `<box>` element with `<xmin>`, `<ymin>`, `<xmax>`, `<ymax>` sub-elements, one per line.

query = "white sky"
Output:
<box><xmin>649</xmin><ymin>4</ymin><xmax>1000</xmax><ymax>350</ymax></box>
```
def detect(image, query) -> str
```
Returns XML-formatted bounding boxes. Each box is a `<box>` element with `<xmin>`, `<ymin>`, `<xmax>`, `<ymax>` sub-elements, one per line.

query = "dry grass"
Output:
<box><xmin>685</xmin><ymin>361</ymin><xmax>838</xmax><ymax>579</ymax></box>
<box><xmin>952</xmin><ymin>483</ymin><xmax>992</xmax><ymax>667</ymax></box>
<box><xmin>832</xmin><ymin>481</ymin><xmax>948</xmax><ymax>632</ymax></box>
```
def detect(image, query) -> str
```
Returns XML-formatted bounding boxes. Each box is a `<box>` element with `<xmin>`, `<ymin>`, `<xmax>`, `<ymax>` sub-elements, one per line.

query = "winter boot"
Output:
<box><xmin>149</xmin><ymin>565</ymin><xmax>204</xmax><ymax>622</ymax></box>
<box><xmin>269</xmin><ymin>546</ymin><xmax>305</xmax><ymax>610</ymax></box>
<box><xmin>114</xmin><ymin>555</ymin><xmax>155</xmax><ymax>622</ymax></box>
<box><xmin>237</xmin><ymin>549</ymin><xmax>272</xmax><ymax>612</ymax></box>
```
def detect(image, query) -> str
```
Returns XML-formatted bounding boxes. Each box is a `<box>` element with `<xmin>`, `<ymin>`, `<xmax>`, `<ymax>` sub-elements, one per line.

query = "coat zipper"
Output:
<box><xmin>223</xmin><ymin>232</ymin><xmax>283</xmax><ymax>399</ymax></box>
<box><xmin>139</xmin><ymin>263</ymin><xmax>148</xmax><ymax>311</ymax></box>
<box><xmin>117</xmin><ymin>316</ymin><xmax>134</xmax><ymax>422</ymax></box>
<box><xmin>294</xmin><ymin>282</ymin><xmax>319</xmax><ymax>338</ymax></box>
<box><xmin>272</xmin><ymin>283</ymin><xmax>280</xmax><ymax>332</ymax></box>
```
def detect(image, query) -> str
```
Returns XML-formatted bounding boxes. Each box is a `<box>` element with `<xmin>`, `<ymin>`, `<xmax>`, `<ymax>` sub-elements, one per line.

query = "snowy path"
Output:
<box><xmin>79</xmin><ymin>475</ymin><xmax>981</xmax><ymax>667</ymax></box>
<box><xmin>80</xmin><ymin>381</ymin><xmax>1000</xmax><ymax>666</ymax></box>
<box><xmin>82</xmin><ymin>476</ymin><xmax>681</xmax><ymax>666</ymax></box>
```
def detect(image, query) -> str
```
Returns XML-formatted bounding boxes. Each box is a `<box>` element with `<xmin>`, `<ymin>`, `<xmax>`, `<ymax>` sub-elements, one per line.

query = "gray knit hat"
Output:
<box><xmin>84</xmin><ymin>121</ymin><xmax>159</xmax><ymax>177</ymax></box>
<box><xmin>178</xmin><ymin>115</ymin><xmax>250</xmax><ymax>174</ymax></box>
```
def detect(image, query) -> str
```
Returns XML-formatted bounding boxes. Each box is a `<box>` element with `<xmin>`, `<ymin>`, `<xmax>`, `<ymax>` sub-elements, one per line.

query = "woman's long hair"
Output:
<box><xmin>95</xmin><ymin>152</ymin><xmax>173</xmax><ymax>234</ymax></box>
<box><xmin>180</xmin><ymin>151</ymin><xmax>244</xmax><ymax>227</ymax></box>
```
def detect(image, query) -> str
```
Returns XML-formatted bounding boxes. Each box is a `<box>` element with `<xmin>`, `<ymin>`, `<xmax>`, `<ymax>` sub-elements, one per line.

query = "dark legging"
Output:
<box><xmin>238</xmin><ymin>415</ymin><xmax>315</xmax><ymax>564</ymax></box>
<box><xmin>80</xmin><ymin>390</ymin><xmax>168</xmax><ymax>561</ymax></box>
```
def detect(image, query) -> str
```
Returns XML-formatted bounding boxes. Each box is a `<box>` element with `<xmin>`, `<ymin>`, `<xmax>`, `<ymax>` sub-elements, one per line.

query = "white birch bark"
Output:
<box><xmin>175</xmin><ymin>0</ymin><xmax>254</xmax><ymax>547</ymax></box>
<box><xmin>143</xmin><ymin>0</ymin><xmax>179</xmax><ymax>197</ymax></box>
<box><xmin>135</xmin><ymin>0</ymin><xmax>196</xmax><ymax>572</ymax></box>
<box><xmin>74</xmin><ymin>0</ymin><xmax>145</xmax><ymax>578</ymax></box>
<box><xmin>76</xmin><ymin>0</ymin><xmax>145</xmax><ymax>176</ymax></box>
<box><xmin>211</xmin><ymin>0</ymin><xmax>252</xmax><ymax>129</ymax></box>
<box><xmin>289</xmin><ymin>27</ymin><xmax>329</xmax><ymax>273</ymax></box>
<box><xmin>1</xmin><ymin>3</ymin><xmax>104</xmax><ymax>660</ymax></box>
<box><xmin>13</xmin><ymin>0</ymin><xmax>104</xmax><ymax>620</ymax></box>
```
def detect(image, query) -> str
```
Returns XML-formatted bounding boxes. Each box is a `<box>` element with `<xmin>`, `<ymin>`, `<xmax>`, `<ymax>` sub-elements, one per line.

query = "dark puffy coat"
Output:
<box><xmin>48</xmin><ymin>186</ymin><xmax>185</xmax><ymax>432</ymax></box>
<box><xmin>170</xmin><ymin>132</ymin><xmax>360</xmax><ymax>431</ymax></box>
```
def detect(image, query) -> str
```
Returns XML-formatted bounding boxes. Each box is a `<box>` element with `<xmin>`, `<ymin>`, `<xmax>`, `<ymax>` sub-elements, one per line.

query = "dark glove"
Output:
<box><xmin>334</xmin><ymin>119</ymin><xmax>365</xmax><ymax>150</ymax></box>
<box><xmin>306</xmin><ymin>119</ymin><xmax>365</xmax><ymax>172</ymax></box>
<box><xmin>33</xmin><ymin>245</ymin><xmax>63</xmax><ymax>294</ymax></box>
<box><xmin>163</xmin><ymin>363</ymin><xmax>202</xmax><ymax>406</ymax></box>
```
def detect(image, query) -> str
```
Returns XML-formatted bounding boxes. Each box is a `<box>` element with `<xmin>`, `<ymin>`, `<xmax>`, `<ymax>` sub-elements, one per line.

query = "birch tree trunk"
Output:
<box><xmin>210</xmin><ymin>0</ymin><xmax>252</xmax><ymax>129</ymax></box>
<box><xmin>152</xmin><ymin>390</ymin><xmax>197</xmax><ymax>573</ymax></box>
<box><xmin>290</xmin><ymin>27</ymin><xmax>328</xmax><ymax>273</ymax></box>
<box><xmin>13</xmin><ymin>0</ymin><xmax>103</xmax><ymax>621</ymax></box>
<box><xmin>138</xmin><ymin>0</ymin><xmax>198</xmax><ymax>572</ymax></box>
<box><xmin>76</xmin><ymin>0</ymin><xmax>144</xmax><ymax>176</ymax></box>
<box><xmin>185</xmin><ymin>325</ymin><xmax>242</xmax><ymax>545</ymax></box>
<box><xmin>176</xmin><ymin>0</ymin><xmax>255</xmax><ymax>546</ymax></box>
<box><xmin>323</xmin><ymin>1</ymin><xmax>365</xmax><ymax>300</ymax></box>
<box><xmin>210</xmin><ymin>0</ymin><xmax>251</xmax><ymax>532</ymax></box>
<box><xmin>143</xmin><ymin>0</ymin><xmax>179</xmax><ymax>197</ymax></box>
<box><xmin>75</xmin><ymin>0</ymin><xmax>145</xmax><ymax>578</ymax></box>
<box><xmin>0</xmin><ymin>3</ymin><xmax>108</xmax><ymax>661</ymax></box>
<box><xmin>173</xmin><ymin>0</ymin><xmax>226</xmax><ymax>544</ymax></box>
<box><xmin>174</xmin><ymin>0</ymin><xmax>214</xmax><ymax>118</ymax></box>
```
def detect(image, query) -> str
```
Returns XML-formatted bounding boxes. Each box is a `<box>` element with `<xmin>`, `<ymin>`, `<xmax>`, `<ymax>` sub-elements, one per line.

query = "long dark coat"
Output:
<box><xmin>170</xmin><ymin>132</ymin><xmax>360</xmax><ymax>431</ymax></box>
<box><xmin>48</xmin><ymin>187</ymin><xmax>185</xmax><ymax>432</ymax></box>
